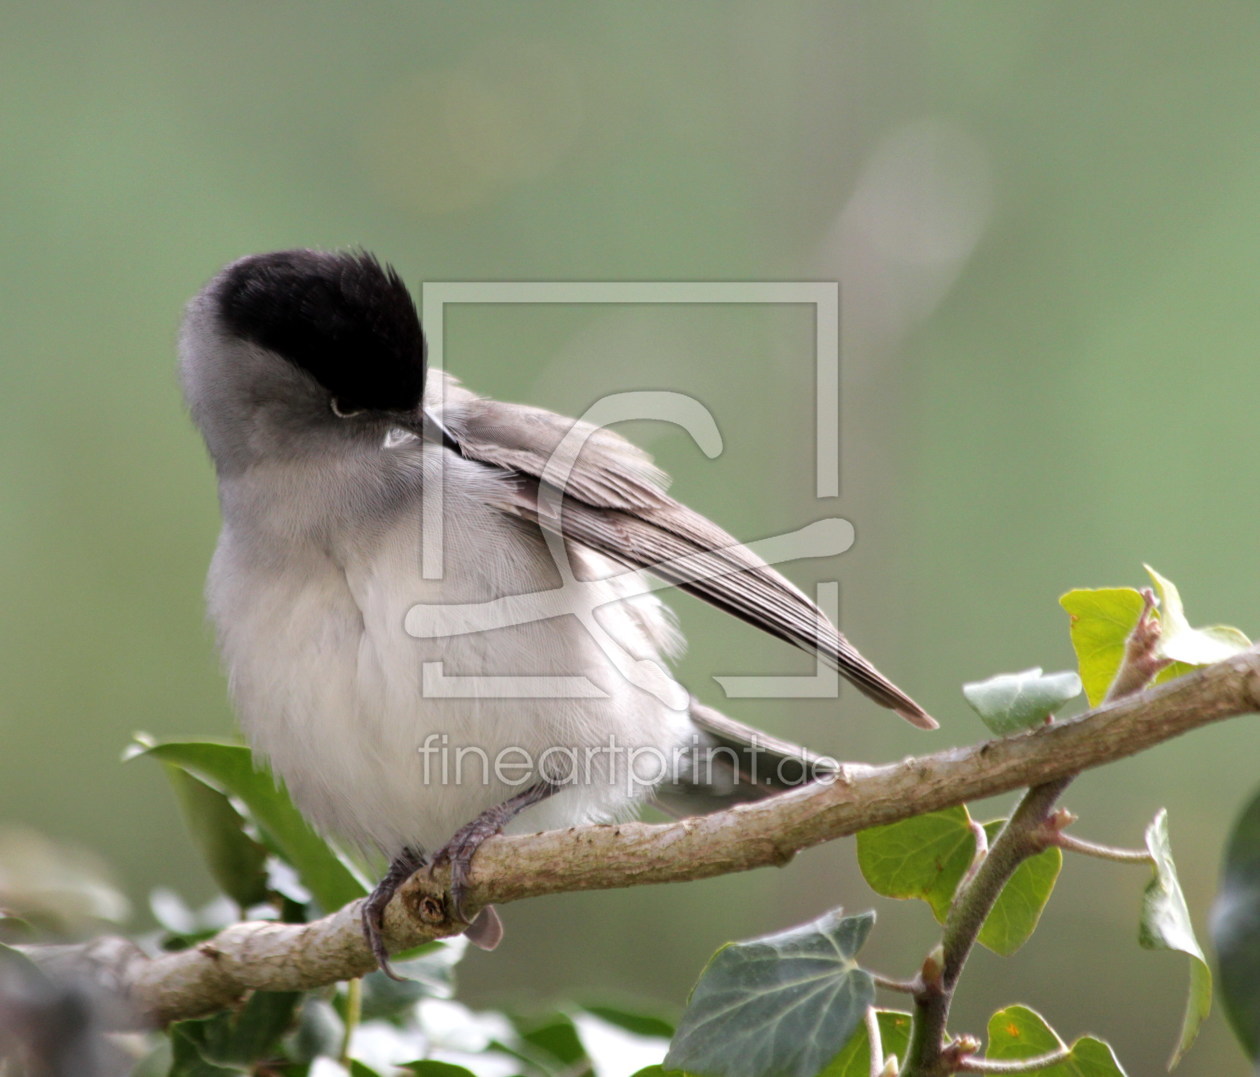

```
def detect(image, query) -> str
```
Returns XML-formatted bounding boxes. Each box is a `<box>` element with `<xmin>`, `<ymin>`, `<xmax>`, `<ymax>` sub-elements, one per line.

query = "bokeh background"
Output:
<box><xmin>3</xmin><ymin>3</ymin><xmax>1259</xmax><ymax>1070</ymax></box>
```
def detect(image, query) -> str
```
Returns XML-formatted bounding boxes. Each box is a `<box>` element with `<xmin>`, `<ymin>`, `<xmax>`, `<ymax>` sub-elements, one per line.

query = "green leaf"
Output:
<box><xmin>163</xmin><ymin>765</ymin><xmax>269</xmax><ymax>909</ymax></box>
<box><xmin>130</xmin><ymin>737</ymin><xmax>366</xmax><ymax>911</ymax></box>
<box><xmin>583</xmin><ymin>1003</ymin><xmax>674</xmax><ymax>1040</ymax></box>
<box><xmin>664</xmin><ymin>909</ymin><xmax>875</xmax><ymax>1077</ymax></box>
<box><xmin>1144</xmin><ymin>565</ymin><xmax>1252</xmax><ymax>666</ymax></box>
<box><xmin>962</xmin><ymin>667</ymin><xmax>1081</xmax><ymax>734</ymax></box>
<box><xmin>1211</xmin><ymin>783</ymin><xmax>1260</xmax><ymax>1060</ymax></box>
<box><xmin>1140</xmin><ymin>810</ymin><xmax>1212</xmax><ymax>1068</ymax></box>
<box><xmin>977</xmin><ymin>836</ymin><xmax>1062</xmax><ymax>957</ymax></box>
<box><xmin>1060</xmin><ymin>588</ymin><xmax>1146</xmax><ymax>706</ymax></box>
<box><xmin>514</xmin><ymin>1012</ymin><xmax>586</xmax><ymax>1067</ymax></box>
<box><xmin>817</xmin><ymin>1010</ymin><xmax>911</xmax><ymax>1076</ymax></box>
<box><xmin>0</xmin><ymin>912</ymin><xmax>34</xmax><ymax>942</ymax></box>
<box><xmin>857</xmin><ymin>807</ymin><xmax>1060</xmax><ymax>955</ymax></box>
<box><xmin>171</xmin><ymin>990</ymin><xmax>301</xmax><ymax>1069</ymax></box>
<box><xmin>169</xmin><ymin>1025</ymin><xmax>247</xmax><ymax>1076</ymax></box>
<box><xmin>986</xmin><ymin>1005</ymin><xmax>1126</xmax><ymax>1074</ymax></box>
<box><xmin>858</xmin><ymin>807</ymin><xmax>975</xmax><ymax>921</ymax></box>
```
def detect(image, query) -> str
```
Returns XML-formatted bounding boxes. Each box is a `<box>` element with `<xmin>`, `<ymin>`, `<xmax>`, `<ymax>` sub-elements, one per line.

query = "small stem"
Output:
<box><xmin>339</xmin><ymin>977</ymin><xmax>362</xmax><ymax>1065</ymax></box>
<box><xmin>902</xmin><ymin>777</ymin><xmax>1074</xmax><ymax>1076</ymax></box>
<box><xmin>866</xmin><ymin>1005</ymin><xmax>885</xmax><ymax>1077</ymax></box>
<box><xmin>871</xmin><ymin>972</ymin><xmax>920</xmax><ymax>994</ymax></box>
<box><xmin>1052</xmin><ymin>832</ymin><xmax>1152</xmax><ymax>864</ymax></box>
<box><xmin>960</xmin><ymin>816</ymin><xmax>990</xmax><ymax>887</ymax></box>
<box><xmin>954</xmin><ymin>1047</ymin><xmax>1073</xmax><ymax>1073</ymax></box>
<box><xmin>1104</xmin><ymin>588</ymin><xmax>1171</xmax><ymax>703</ymax></box>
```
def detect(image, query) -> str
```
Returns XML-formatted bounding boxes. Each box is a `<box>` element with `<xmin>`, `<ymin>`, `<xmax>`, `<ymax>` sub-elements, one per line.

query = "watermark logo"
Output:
<box><xmin>415</xmin><ymin>731</ymin><xmax>842</xmax><ymax>793</ymax></box>
<box><xmin>405</xmin><ymin>282</ymin><xmax>849</xmax><ymax>704</ymax></box>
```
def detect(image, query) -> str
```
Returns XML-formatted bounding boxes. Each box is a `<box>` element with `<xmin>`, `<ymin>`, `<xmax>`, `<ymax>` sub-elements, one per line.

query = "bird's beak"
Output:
<box><xmin>406</xmin><ymin>408</ymin><xmax>464</xmax><ymax>456</ymax></box>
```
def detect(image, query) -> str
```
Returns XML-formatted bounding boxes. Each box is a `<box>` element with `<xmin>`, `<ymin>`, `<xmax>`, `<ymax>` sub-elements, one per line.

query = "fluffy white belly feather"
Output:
<box><xmin>209</xmin><ymin>449</ymin><xmax>691</xmax><ymax>858</ymax></box>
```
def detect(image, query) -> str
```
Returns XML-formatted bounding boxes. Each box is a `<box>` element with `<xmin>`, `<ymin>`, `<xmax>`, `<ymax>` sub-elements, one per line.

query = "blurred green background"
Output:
<box><xmin>3</xmin><ymin>2</ymin><xmax>1259</xmax><ymax>1070</ymax></box>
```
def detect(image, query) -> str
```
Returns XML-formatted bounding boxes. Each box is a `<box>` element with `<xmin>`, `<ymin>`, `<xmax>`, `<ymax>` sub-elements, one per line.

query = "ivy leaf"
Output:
<box><xmin>858</xmin><ymin>807</ymin><xmax>976</xmax><ymax>921</ymax></box>
<box><xmin>857</xmin><ymin>806</ymin><xmax>1060</xmax><ymax>955</ymax></box>
<box><xmin>962</xmin><ymin>667</ymin><xmax>1081</xmax><ymax>734</ymax></box>
<box><xmin>170</xmin><ymin>990</ymin><xmax>301</xmax><ymax>1070</ymax></box>
<box><xmin>985</xmin><ymin>1005</ymin><xmax>1126</xmax><ymax>1074</ymax></box>
<box><xmin>1144</xmin><ymin>565</ymin><xmax>1251</xmax><ymax>666</ymax></box>
<box><xmin>1211</xmin><ymin>784</ymin><xmax>1260</xmax><ymax>1061</ymax></box>
<box><xmin>817</xmin><ymin>1010</ymin><xmax>911</xmax><ymax>1076</ymax></box>
<box><xmin>129</xmin><ymin>737</ymin><xmax>366</xmax><ymax>912</ymax></box>
<box><xmin>1139</xmin><ymin>810</ymin><xmax>1212</xmax><ymax>1068</ymax></box>
<box><xmin>162</xmin><ymin>765</ymin><xmax>268</xmax><ymax>909</ymax></box>
<box><xmin>664</xmin><ymin>909</ymin><xmax>875</xmax><ymax>1077</ymax></box>
<box><xmin>976</xmin><ymin>835</ymin><xmax>1062</xmax><ymax>957</ymax></box>
<box><xmin>1059</xmin><ymin>588</ymin><xmax>1146</xmax><ymax>706</ymax></box>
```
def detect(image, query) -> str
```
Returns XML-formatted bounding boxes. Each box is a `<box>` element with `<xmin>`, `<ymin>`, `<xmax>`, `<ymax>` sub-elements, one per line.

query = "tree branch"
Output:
<box><xmin>25</xmin><ymin>646</ymin><xmax>1260</xmax><ymax>1027</ymax></box>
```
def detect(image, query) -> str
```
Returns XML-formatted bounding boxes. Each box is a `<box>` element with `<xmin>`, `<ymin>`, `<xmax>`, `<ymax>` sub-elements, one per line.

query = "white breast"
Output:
<box><xmin>208</xmin><ymin>439</ymin><xmax>692</xmax><ymax>858</ymax></box>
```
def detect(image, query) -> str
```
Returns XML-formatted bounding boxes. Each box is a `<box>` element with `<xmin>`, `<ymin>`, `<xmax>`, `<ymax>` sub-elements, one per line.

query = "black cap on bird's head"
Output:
<box><xmin>216</xmin><ymin>249</ymin><xmax>427</xmax><ymax>414</ymax></box>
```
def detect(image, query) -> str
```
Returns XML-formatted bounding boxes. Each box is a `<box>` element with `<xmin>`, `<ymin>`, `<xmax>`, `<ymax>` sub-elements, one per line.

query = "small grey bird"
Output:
<box><xmin>179</xmin><ymin>249</ymin><xmax>934</xmax><ymax>975</ymax></box>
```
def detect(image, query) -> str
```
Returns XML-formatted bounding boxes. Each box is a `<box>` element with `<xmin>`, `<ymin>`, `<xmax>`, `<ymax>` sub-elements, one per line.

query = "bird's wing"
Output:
<box><xmin>441</xmin><ymin>392</ymin><xmax>934</xmax><ymax>729</ymax></box>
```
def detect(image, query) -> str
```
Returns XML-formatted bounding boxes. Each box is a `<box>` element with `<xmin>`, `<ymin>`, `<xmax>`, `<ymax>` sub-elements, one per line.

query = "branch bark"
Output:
<box><xmin>26</xmin><ymin>646</ymin><xmax>1260</xmax><ymax>1027</ymax></box>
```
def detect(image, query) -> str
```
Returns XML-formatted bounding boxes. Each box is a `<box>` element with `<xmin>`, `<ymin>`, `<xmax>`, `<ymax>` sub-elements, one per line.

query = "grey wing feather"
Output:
<box><xmin>445</xmin><ymin>392</ymin><xmax>935</xmax><ymax>729</ymax></box>
<box><xmin>655</xmin><ymin>699</ymin><xmax>840</xmax><ymax>815</ymax></box>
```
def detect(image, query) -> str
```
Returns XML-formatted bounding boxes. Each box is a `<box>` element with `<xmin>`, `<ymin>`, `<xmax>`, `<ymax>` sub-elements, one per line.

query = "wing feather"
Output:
<box><xmin>441</xmin><ymin>390</ymin><xmax>934</xmax><ymax>729</ymax></box>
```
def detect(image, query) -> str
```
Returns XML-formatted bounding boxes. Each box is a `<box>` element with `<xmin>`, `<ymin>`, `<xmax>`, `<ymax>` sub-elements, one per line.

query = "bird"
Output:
<box><xmin>178</xmin><ymin>248</ymin><xmax>934</xmax><ymax>976</ymax></box>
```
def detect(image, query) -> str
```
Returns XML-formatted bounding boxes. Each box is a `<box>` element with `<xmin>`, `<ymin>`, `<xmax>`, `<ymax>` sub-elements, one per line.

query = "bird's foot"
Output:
<box><xmin>431</xmin><ymin>780</ymin><xmax>560</xmax><ymax>922</ymax></box>
<box><xmin>361</xmin><ymin>846</ymin><xmax>426</xmax><ymax>981</ymax></box>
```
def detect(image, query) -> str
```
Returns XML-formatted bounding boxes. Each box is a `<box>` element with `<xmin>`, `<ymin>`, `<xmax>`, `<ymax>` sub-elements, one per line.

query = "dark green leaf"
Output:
<box><xmin>1140</xmin><ymin>810</ymin><xmax>1211</xmax><ymax>1067</ymax></box>
<box><xmin>169</xmin><ymin>1025</ymin><xmax>247</xmax><ymax>1077</ymax></box>
<box><xmin>163</xmin><ymin>765</ymin><xmax>269</xmax><ymax>908</ymax></box>
<box><xmin>583</xmin><ymin>1003</ymin><xmax>675</xmax><ymax>1039</ymax></box>
<box><xmin>1212</xmin><ymin>783</ymin><xmax>1260</xmax><ymax>1060</ymax></box>
<box><xmin>171</xmin><ymin>990</ymin><xmax>301</xmax><ymax>1068</ymax></box>
<box><xmin>131</xmin><ymin>737</ymin><xmax>366</xmax><ymax>911</ymax></box>
<box><xmin>350</xmin><ymin>1061</ymin><xmax>385</xmax><ymax>1077</ymax></box>
<box><xmin>962</xmin><ymin>667</ymin><xmax>1081</xmax><ymax>734</ymax></box>
<box><xmin>664</xmin><ymin>909</ymin><xmax>875</xmax><ymax>1077</ymax></box>
<box><xmin>515</xmin><ymin>1012</ymin><xmax>586</xmax><ymax>1067</ymax></box>
<box><xmin>986</xmin><ymin>1005</ymin><xmax>1126</xmax><ymax>1075</ymax></box>
<box><xmin>817</xmin><ymin>1010</ymin><xmax>911</xmax><ymax>1076</ymax></box>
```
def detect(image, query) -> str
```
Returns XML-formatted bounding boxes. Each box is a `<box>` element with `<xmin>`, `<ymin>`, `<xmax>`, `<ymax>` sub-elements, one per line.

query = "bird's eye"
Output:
<box><xmin>330</xmin><ymin>398</ymin><xmax>364</xmax><ymax>419</ymax></box>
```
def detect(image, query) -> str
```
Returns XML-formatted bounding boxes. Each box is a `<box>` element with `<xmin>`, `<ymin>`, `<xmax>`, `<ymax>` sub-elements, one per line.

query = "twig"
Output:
<box><xmin>1050</xmin><ymin>833</ymin><xmax>1151</xmax><ymax>864</ymax></box>
<box><xmin>21</xmin><ymin>646</ymin><xmax>1260</xmax><ymax>1027</ymax></box>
